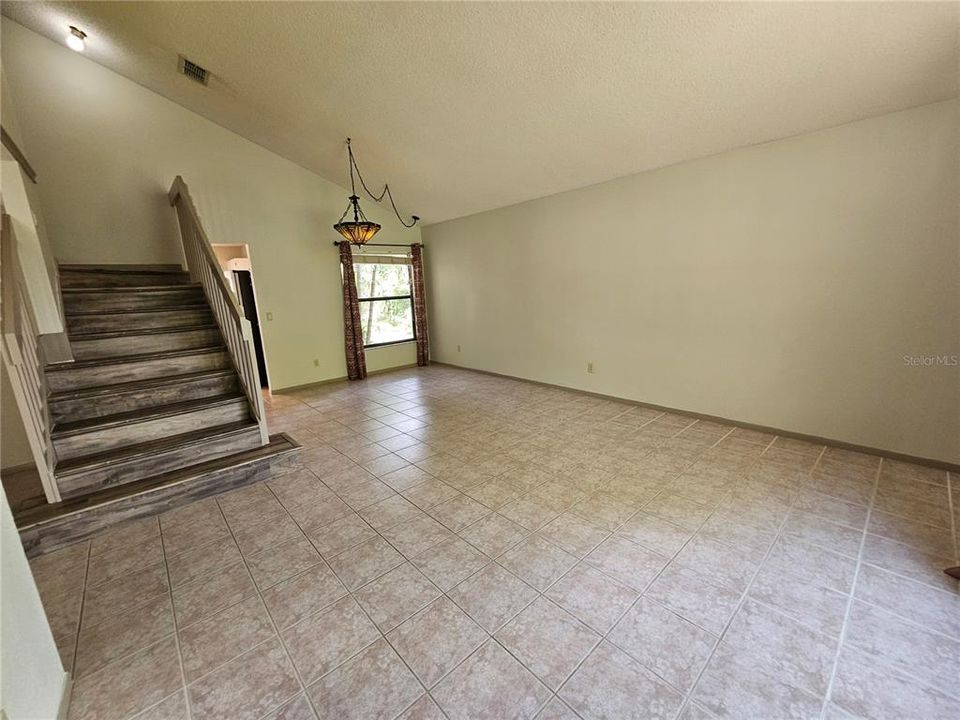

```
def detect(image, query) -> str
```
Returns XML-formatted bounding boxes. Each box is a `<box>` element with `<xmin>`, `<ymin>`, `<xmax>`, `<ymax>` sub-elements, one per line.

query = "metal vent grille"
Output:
<box><xmin>178</xmin><ymin>56</ymin><xmax>209</xmax><ymax>85</ymax></box>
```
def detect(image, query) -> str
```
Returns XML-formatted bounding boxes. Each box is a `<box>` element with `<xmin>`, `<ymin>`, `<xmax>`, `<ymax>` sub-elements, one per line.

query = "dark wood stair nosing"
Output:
<box><xmin>51</xmin><ymin>392</ymin><xmax>248</xmax><ymax>438</ymax></box>
<box><xmin>53</xmin><ymin>420</ymin><xmax>261</xmax><ymax>475</ymax></box>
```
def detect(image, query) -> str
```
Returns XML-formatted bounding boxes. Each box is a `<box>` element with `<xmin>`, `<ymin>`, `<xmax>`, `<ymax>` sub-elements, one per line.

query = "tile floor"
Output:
<box><xmin>28</xmin><ymin>366</ymin><xmax>959</xmax><ymax>720</ymax></box>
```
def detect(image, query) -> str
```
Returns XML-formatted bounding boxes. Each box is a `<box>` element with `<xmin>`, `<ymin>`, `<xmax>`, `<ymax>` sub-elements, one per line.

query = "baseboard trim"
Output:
<box><xmin>58</xmin><ymin>673</ymin><xmax>72</xmax><ymax>720</ymax></box>
<box><xmin>432</xmin><ymin>361</ymin><xmax>959</xmax><ymax>473</ymax></box>
<box><xmin>274</xmin><ymin>363</ymin><xmax>419</xmax><ymax>394</ymax></box>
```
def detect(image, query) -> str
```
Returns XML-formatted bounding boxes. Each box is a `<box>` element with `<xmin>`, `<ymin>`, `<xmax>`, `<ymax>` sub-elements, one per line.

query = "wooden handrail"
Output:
<box><xmin>1</xmin><ymin>213</ymin><xmax>60</xmax><ymax>502</ymax></box>
<box><xmin>1</xmin><ymin>126</ymin><xmax>38</xmax><ymax>183</ymax></box>
<box><xmin>168</xmin><ymin>177</ymin><xmax>268</xmax><ymax>445</ymax></box>
<box><xmin>168</xmin><ymin>177</ymin><xmax>248</xmax><ymax>321</ymax></box>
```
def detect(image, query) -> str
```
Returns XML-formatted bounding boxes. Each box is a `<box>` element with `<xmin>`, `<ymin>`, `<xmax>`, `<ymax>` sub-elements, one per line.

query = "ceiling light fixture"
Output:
<box><xmin>333</xmin><ymin>138</ymin><xmax>419</xmax><ymax>245</ymax></box>
<box><xmin>66</xmin><ymin>26</ymin><xmax>86</xmax><ymax>52</ymax></box>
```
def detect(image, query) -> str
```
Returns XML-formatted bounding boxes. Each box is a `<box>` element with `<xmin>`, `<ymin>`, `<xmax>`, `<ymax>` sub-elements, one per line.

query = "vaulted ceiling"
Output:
<box><xmin>3</xmin><ymin>1</ymin><xmax>958</xmax><ymax>223</ymax></box>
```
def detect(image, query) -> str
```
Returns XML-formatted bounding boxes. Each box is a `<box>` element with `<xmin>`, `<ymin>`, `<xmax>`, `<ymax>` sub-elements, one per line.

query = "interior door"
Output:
<box><xmin>232</xmin><ymin>270</ymin><xmax>269</xmax><ymax>388</ymax></box>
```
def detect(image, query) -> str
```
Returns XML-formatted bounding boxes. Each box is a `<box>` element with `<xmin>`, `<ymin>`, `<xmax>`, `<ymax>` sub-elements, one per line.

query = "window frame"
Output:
<box><xmin>355</xmin><ymin>264</ymin><xmax>417</xmax><ymax>349</ymax></box>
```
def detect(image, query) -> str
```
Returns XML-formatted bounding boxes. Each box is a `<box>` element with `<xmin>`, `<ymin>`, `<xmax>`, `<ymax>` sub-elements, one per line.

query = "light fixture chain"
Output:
<box><xmin>346</xmin><ymin>139</ymin><xmax>419</xmax><ymax>228</ymax></box>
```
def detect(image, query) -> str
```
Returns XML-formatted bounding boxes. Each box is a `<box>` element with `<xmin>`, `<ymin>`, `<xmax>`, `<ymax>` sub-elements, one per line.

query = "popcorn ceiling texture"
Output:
<box><xmin>3</xmin><ymin>1</ymin><xmax>957</xmax><ymax>223</ymax></box>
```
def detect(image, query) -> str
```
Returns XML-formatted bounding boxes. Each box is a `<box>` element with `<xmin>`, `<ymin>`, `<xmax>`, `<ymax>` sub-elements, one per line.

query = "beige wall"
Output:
<box><xmin>424</xmin><ymin>100</ymin><xmax>960</xmax><ymax>465</ymax></box>
<box><xmin>1</xmin><ymin>20</ymin><xmax>419</xmax><ymax>391</ymax></box>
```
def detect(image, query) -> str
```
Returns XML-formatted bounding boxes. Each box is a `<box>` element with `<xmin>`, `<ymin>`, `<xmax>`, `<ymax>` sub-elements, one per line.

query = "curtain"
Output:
<box><xmin>339</xmin><ymin>243</ymin><xmax>367</xmax><ymax>380</ymax></box>
<box><xmin>410</xmin><ymin>244</ymin><xmax>430</xmax><ymax>367</ymax></box>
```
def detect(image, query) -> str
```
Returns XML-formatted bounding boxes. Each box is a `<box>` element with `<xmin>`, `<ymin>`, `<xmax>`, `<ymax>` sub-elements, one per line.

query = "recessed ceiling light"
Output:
<box><xmin>66</xmin><ymin>26</ymin><xmax>86</xmax><ymax>52</ymax></box>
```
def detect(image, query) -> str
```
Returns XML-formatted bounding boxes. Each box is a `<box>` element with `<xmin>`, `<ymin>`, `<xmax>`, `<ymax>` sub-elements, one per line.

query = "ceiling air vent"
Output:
<box><xmin>178</xmin><ymin>56</ymin><xmax>210</xmax><ymax>85</ymax></box>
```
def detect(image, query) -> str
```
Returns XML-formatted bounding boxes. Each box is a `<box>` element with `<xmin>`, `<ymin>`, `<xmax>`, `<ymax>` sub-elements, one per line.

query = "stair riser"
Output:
<box><xmin>47</xmin><ymin>351</ymin><xmax>230</xmax><ymax>392</ymax></box>
<box><xmin>56</xmin><ymin>427</ymin><xmax>264</xmax><ymax>500</ymax></box>
<box><xmin>59</xmin><ymin>271</ymin><xmax>192</xmax><ymax>288</ymax></box>
<box><xmin>54</xmin><ymin>399</ymin><xmax>251</xmax><ymax>461</ymax></box>
<box><xmin>51</xmin><ymin>374</ymin><xmax>241</xmax><ymax>424</ymax></box>
<box><xmin>67</xmin><ymin>308</ymin><xmax>212</xmax><ymax>334</ymax></box>
<box><xmin>63</xmin><ymin>289</ymin><xmax>204</xmax><ymax>313</ymax></box>
<box><xmin>70</xmin><ymin>328</ymin><xmax>222</xmax><ymax>360</ymax></box>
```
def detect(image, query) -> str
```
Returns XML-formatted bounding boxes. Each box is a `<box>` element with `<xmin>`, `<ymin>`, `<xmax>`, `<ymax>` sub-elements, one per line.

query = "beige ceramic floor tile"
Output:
<box><xmin>187</xmin><ymin>638</ymin><xmax>301</xmax><ymax>720</ymax></box>
<box><xmin>261</xmin><ymin>562</ymin><xmax>348</xmax><ymax>630</ymax></box>
<box><xmin>326</xmin><ymin>536</ymin><xmax>405</xmax><ymax>590</ymax></box>
<box><xmin>411</xmin><ymin>537</ymin><xmax>490</xmax><ymax>591</ymax></box>
<box><xmin>609</xmin><ymin>596</ymin><xmax>715</xmax><ymax>691</ymax></box>
<box><xmin>495</xmin><ymin>597</ymin><xmax>600</xmax><ymax>690</ymax></box>
<box><xmin>28</xmin><ymin>367</ymin><xmax>960</xmax><ymax>720</ymax></box>
<box><xmin>179</xmin><ymin>595</ymin><xmax>276</xmax><ymax>682</ymax></box>
<box><xmin>497</xmin><ymin>535</ymin><xmax>578</xmax><ymax>591</ymax></box>
<box><xmin>545</xmin><ymin>562</ymin><xmax>639</xmax><ymax>634</ymax></box>
<box><xmin>388</xmin><ymin>597</ymin><xmax>488</xmax><ymax>687</ymax></box>
<box><xmin>432</xmin><ymin>640</ymin><xmax>551</xmax><ymax>720</ymax></box>
<box><xmin>560</xmin><ymin>641</ymin><xmax>684</xmax><ymax>720</ymax></box>
<box><xmin>68</xmin><ymin>637</ymin><xmax>182</xmax><ymax>720</ymax></box>
<box><xmin>306</xmin><ymin>638</ymin><xmax>424</xmax><ymax>720</ymax></box>
<box><xmin>354</xmin><ymin>562</ymin><xmax>442</xmax><ymax>631</ymax></box>
<box><xmin>282</xmin><ymin>595</ymin><xmax>379</xmax><ymax>685</ymax></box>
<box><xmin>447</xmin><ymin>564</ymin><xmax>539</xmax><ymax>633</ymax></box>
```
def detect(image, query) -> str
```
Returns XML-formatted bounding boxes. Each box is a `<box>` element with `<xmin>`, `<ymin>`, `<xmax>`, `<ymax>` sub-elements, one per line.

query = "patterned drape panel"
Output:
<box><xmin>339</xmin><ymin>243</ymin><xmax>367</xmax><ymax>380</ymax></box>
<box><xmin>410</xmin><ymin>244</ymin><xmax>430</xmax><ymax>367</ymax></box>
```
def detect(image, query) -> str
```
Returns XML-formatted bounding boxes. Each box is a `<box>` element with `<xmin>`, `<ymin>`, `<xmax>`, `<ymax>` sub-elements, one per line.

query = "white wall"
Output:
<box><xmin>424</xmin><ymin>100</ymin><xmax>960</xmax><ymax>465</ymax></box>
<box><xmin>0</xmin><ymin>489</ymin><xmax>67</xmax><ymax>720</ymax></box>
<box><xmin>0</xmin><ymin>20</ymin><xmax>420</xmax><ymax>391</ymax></box>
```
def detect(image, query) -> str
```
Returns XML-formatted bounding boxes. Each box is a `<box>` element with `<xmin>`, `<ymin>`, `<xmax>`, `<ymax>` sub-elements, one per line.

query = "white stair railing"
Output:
<box><xmin>1</xmin><ymin>213</ymin><xmax>60</xmax><ymax>502</ymax></box>
<box><xmin>168</xmin><ymin>177</ymin><xmax>269</xmax><ymax>445</ymax></box>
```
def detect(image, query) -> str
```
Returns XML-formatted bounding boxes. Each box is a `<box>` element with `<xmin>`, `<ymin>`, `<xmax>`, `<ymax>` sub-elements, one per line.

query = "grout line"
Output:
<box><xmin>818</xmin><ymin>455</ymin><xmax>882</xmax><ymax>719</ymax></box>
<box><xmin>672</xmin><ymin>445</ymin><xmax>825</xmax><ymax>719</ymax></box>
<box><xmin>258</xmin><ymin>478</ymin><xmax>442</xmax><ymax>720</ymax></box>
<box><xmin>59</xmin><ymin>539</ymin><xmax>93</xmax><ymax>718</ymax></box>
<box><xmin>210</xmin><ymin>498</ymin><xmax>322</xmax><ymax>720</ymax></box>
<box><xmin>158</xmin><ymin>528</ymin><xmax>194</xmax><ymax>720</ymax></box>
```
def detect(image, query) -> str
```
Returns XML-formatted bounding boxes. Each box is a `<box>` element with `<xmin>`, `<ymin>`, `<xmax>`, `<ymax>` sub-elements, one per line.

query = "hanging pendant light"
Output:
<box><xmin>334</xmin><ymin>194</ymin><xmax>381</xmax><ymax>245</ymax></box>
<box><xmin>333</xmin><ymin>138</ymin><xmax>418</xmax><ymax>245</ymax></box>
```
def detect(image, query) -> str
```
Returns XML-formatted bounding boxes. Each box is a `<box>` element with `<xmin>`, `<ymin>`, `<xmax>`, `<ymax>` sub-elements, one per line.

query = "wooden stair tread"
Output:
<box><xmin>16</xmin><ymin>434</ymin><xmax>298</xmax><ymax>532</ymax></box>
<box><xmin>52</xmin><ymin>393</ymin><xmax>246</xmax><ymax>437</ymax></box>
<box><xmin>54</xmin><ymin>421</ymin><xmax>259</xmax><ymax>475</ymax></box>
<box><xmin>46</xmin><ymin>345</ymin><xmax>226</xmax><ymax>372</ymax></box>
<box><xmin>68</xmin><ymin>323</ymin><xmax>219</xmax><ymax>341</ymax></box>
<box><xmin>61</xmin><ymin>283</ymin><xmax>202</xmax><ymax>294</ymax></box>
<box><xmin>49</xmin><ymin>368</ymin><xmax>236</xmax><ymax>402</ymax></box>
<box><xmin>65</xmin><ymin>303</ymin><xmax>210</xmax><ymax>317</ymax></box>
<box><xmin>59</xmin><ymin>264</ymin><xmax>186</xmax><ymax>273</ymax></box>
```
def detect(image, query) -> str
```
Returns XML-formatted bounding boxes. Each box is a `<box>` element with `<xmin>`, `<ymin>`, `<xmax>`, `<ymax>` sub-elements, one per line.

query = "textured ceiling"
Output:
<box><xmin>3</xmin><ymin>2</ymin><xmax>958</xmax><ymax>224</ymax></box>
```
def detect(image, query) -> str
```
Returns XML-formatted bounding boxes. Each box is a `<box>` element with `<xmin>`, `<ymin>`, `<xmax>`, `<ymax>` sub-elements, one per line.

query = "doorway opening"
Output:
<box><xmin>211</xmin><ymin>244</ymin><xmax>270</xmax><ymax>390</ymax></box>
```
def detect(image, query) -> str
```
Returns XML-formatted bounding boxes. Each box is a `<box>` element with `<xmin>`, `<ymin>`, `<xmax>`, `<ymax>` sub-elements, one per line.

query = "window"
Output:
<box><xmin>354</xmin><ymin>262</ymin><xmax>416</xmax><ymax>347</ymax></box>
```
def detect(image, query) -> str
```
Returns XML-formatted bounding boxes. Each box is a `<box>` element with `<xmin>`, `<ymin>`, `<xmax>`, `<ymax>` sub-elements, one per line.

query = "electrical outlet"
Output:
<box><xmin>313</xmin><ymin>359</ymin><xmax>320</xmax><ymax>367</ymax></box>
<box><xmin>266</xmin><ymin>312</ymin><xmax>273</xmax><ymax>321</ymax></box>
<box><xmin>587</xmin><ymin>361</ymin><xmax>595</xmax><ymax>374</ymax></box>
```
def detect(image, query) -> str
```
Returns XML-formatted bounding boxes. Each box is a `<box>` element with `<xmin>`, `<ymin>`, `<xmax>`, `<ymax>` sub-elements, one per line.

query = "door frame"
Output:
<box><xmin>211</xmin><ymin>244</ymin><xmax>273</xmax><ymax>394</ymax></box>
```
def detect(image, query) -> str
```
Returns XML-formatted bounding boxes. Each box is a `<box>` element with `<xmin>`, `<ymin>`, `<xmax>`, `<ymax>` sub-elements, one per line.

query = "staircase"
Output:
<box><xmin>4</xmin><ymin>178</ymin><xmax>300</xmax><ymax>557</ymax></box>
<box><xmin>46</xmin><ymin>265</ymin><xmax>266</xmax><ymax>500</ymax></box>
